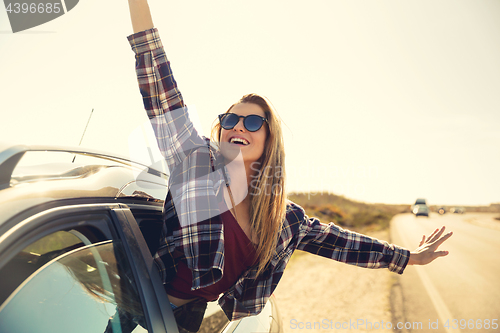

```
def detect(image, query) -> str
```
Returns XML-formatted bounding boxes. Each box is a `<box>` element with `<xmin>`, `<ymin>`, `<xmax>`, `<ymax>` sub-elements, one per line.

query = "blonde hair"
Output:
<box><xmin>211</xmin><ymin>93</ymin><xmax>287</xmax><ymax>276</ymax></box>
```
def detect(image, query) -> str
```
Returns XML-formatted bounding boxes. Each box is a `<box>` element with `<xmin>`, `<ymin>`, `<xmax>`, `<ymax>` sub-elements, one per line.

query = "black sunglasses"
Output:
<box><xmin>218</xmin><ymin>113</ymin><xmax>268</xmax><ymax>132</ymax></box>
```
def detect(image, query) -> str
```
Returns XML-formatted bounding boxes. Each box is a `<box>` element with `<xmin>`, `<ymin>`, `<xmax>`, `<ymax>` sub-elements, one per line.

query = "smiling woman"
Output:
<box><xmin>218</xmin><ymin>100</ymin><xmax>269</xmax><ymax>168</ymax></box>
<box><xmin>125</xmin><ymin>1</ymin><xmax>452</xmax><ymax>332</ymax></box>
<box><xmin>212</xmin><ymin>93</ymin><xmax>287</xmax><ymax>276</ymax></box>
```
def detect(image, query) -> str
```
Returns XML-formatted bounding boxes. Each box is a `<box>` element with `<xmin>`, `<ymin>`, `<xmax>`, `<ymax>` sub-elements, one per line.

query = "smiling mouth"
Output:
<box><xmin>230</xmin><ymin>137</ymin><xmax>249</xmax><ymax>146</ymax></box>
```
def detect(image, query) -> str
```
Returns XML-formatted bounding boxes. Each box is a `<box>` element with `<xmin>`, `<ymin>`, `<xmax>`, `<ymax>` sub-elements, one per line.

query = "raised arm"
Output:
<box><xmin>127</xmin><ymin>0</ymin><xmax>154</xmax><ymax>33</ymax></box>
<box><xmin>126</xmin><ymin>0</ymin><xmax>207</xmax><ymax>172</ymax></box>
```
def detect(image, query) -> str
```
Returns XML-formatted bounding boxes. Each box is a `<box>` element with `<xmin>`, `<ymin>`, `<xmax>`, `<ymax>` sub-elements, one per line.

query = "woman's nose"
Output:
<box><xmin>233</xmin><ymin>118</ymin><xmax>245</xmax><ymax>131</ymax></box>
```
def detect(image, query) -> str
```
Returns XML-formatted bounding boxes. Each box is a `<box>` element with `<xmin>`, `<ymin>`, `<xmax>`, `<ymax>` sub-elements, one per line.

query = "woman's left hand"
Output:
<box><xmin>408</xmin><ymin>226</ymin><xmax>452</xmax><ymax>265</ymax></box>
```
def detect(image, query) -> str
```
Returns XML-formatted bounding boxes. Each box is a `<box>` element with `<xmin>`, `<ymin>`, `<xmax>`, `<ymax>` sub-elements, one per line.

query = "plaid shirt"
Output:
<box><xmin>127</xmin><ymin>28</ymin><xmax>410</xmax><ymax>321</ymax></box>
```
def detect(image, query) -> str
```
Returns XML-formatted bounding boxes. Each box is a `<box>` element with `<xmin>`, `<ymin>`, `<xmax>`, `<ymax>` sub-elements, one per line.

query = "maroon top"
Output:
<box><xmin>165</xmin><ymin>202</ymin><xmax>257</xmax><ymax>301</ymax></box>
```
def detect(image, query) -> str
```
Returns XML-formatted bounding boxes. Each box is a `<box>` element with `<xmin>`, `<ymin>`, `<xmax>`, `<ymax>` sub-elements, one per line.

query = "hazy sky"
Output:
<box><xmin>1</xmin><ymin>0</ymin><xmax>499</xmax><ymax>206</ymax></box>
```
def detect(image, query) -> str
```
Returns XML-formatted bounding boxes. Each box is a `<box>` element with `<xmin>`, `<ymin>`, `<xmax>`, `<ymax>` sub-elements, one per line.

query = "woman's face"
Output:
<box><xmin>219</xmin><ymin>102</ymin><xmax>268</xmax><ymax>166</ymax></box>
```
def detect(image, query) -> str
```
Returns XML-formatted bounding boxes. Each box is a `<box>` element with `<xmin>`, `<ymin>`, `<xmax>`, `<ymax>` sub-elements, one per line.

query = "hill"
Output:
<box><xmin>288</xmin><ymin>192</ymin><xmax>408</xmax><ymax>232</ymax></box>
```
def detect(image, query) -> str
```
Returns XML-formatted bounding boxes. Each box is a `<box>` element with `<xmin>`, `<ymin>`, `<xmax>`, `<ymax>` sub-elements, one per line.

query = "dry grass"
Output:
<box><xmin>288</xmin><ymin>192</ymin><xmax>409</xmax><ymax>233</ymax></box>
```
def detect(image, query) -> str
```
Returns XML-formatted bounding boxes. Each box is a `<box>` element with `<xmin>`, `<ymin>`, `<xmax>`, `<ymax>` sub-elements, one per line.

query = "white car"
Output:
<box><xmin>411</xmin><ymin>199</ymin><xmax>429</xmax><ymax>217</ymax></box>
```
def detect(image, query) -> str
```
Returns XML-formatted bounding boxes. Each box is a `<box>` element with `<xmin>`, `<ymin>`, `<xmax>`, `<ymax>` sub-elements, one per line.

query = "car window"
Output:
<box><xmin>130</xmin><ymin>209</ymin><xmax>164</xmax><ymax>256</ymax></box>
<box><xmin>415</xmin><ymin>198</ymin><xmax>426</xmax><ymax>205</ymax></box>
<box><xmin>0</xmin><ymin>230</ymin><xmax>149</xmax><ymax>333</ymax></box>
<box><xmin>118</xmin><ymin>180</ymin><xmax>168</xmax><ymax>203</ymax></box>
<box><xmin>0</xmin><ymin>230</ymin><xmax>84</xmax><ymax>304</ymax></box>
<box><xmin>130</xmin><ymin>208</ymin><xmax>231</xmax><ymax>333</ymax></box>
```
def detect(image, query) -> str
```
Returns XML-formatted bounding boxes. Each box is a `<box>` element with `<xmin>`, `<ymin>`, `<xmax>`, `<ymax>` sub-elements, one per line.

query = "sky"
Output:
<box><xmin>1</xmin><ymin>0</ymin><xmax>499</xmax><ymax>206</ymax></box>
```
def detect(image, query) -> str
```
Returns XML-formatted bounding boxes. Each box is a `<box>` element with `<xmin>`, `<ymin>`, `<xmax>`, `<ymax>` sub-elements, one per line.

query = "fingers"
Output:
<box><xmin>429</xmin><ymin>226</ymin><xmax>446</xmax><ymax>243</ymax></box>
<box><xmin>436</xmin><ymin>226</ymin><xmax>446</xmax><ymax>238</ymax></box>
<box><xmin>428</xmin><ymin>230</ymin><xmax>452</xmax><ymax>263</ymax></box>
<box><xmin>434</xmin><ymin>230</ymin><xmax>453</xmax><ymax>247</ymax></box>
<box><xmin>426</xmin><ymin>228</ymin><xmax>439</xmax><ymax>242</ymax></box>
<box><xmin>412</xmin><ymin>226</ymin><xmax>452</xmax><ymax>265</ymax></box>
<box><xmin>424</xmin><ymin>250</ymin><xmax>450</xmax><ymax>265</ymax></box>
<box><xmin>419</xmin><ymin>235</ymin><xmax>425</xmax><ymax>247</ymax></box>
<box><xmin>436</xmin><ymin>250</ymin><xmax>450</xmax><ymax>257</ymax></box>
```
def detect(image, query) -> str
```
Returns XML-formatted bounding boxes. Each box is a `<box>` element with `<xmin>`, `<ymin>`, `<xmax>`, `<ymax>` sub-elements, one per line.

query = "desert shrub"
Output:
<box><xmin>288</xmin><ymin>192</ymin><xmax>405</xmax><ymax>232</ymax></box>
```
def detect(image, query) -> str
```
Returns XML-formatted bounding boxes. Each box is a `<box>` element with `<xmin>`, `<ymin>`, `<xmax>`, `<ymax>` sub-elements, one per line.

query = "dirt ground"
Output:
<box><xmin>273</xmin><ymin>230</ymin><xmax>400</xmax><ymax>333</ymax></box>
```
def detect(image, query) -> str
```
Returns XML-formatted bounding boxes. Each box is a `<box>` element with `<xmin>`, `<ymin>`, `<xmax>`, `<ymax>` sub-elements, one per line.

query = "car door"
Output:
<box><xmin>0</xmin><ymin>203</ymin><xmax>178</xmax><ymax>333</ymax></box>
<box><xmin>127</xmin><ymin>205</ymin><xmax>283</xmax><ymax>333</ymax></box>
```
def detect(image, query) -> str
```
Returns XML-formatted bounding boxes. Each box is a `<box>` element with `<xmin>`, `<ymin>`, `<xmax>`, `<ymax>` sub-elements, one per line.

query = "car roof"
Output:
<box><xmin>415</xmin><ymin>198</ymin><xmax>427</xmax><ymax>204</ymax></box>
<box><xmin>0</xmin><ymin>144</ymin><xmax>168</xmax><ymax>226</ymax></box>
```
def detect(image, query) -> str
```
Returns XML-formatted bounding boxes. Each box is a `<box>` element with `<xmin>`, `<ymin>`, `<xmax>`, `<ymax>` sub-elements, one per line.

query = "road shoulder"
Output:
<box><xmin>273</xmin><ymin>230</ymin><xmax>398</xmax><ymax>333</ymax></box>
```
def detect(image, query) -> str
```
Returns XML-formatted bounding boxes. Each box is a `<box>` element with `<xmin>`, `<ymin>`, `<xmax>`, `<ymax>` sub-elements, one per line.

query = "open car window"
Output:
<box><xmin>0</xmin><ymin>229</ymin><xmax>149</xmax><ymax>333</ymax></box>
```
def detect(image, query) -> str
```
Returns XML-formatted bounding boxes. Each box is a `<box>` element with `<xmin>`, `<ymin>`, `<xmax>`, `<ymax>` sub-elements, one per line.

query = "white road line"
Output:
<box><xmin>397</xmin><ymin>222</ymin><xmax>461</xmax><ymax>333</ymax></box>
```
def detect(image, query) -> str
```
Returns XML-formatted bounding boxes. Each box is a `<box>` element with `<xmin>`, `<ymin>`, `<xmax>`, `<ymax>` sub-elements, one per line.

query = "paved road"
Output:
<box><xmin>391</xmin><ymin>213</ymin><xmax>500</xmax><ymax>333</ymax></box>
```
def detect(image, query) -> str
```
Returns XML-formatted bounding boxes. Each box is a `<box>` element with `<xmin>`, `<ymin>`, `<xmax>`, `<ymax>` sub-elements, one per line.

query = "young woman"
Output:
<box><xmin>126</xmin><ymin>1</ymin><xmax>452</xmax><ymax>332</ymax></box>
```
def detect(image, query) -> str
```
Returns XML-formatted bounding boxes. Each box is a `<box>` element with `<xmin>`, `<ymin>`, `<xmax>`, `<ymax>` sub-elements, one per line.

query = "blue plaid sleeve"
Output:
<box><xmin>294</xmin><ymin>204</ymin><xmax>410</xmax><ymax>274</ymax></box>
<box><xmin>127</xmin><ymin>28</ymin><xmax>207</xmax><ymax>171</ymax></box>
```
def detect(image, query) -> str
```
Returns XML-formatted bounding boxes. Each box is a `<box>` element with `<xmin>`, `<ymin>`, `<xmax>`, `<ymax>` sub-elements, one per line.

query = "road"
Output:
<box><xmin>274</xmin><ymin>229</ymin><xmax>395</xmax><ymax>333</ymax></box>
<box><xmin>391</xmin><ymin>212</ymin><xmax>500</xmax><ymax>333</ymax></box>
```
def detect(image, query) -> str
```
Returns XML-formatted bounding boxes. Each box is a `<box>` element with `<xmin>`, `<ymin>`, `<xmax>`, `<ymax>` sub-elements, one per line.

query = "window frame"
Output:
<box><xmin>0</xmin><ymin>202</ymin><xmax>178</xmax><ymax>333</ymax></box>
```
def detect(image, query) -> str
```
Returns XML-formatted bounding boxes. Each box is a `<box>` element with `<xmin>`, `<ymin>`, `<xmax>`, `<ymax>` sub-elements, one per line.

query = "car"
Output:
<box><xmin>450</xmin><ymin>206</ymin><xmax>465</xmax><ymax>214</ymax></box>
<box><xmin>412</xmin><ymin>205</ymin><xmax>430</xmax><ymax>217</ymax></box>
<box><xmin>0</xmin><ymin>144</ymin><xmax>282</xmax><ymax>333</ymax></box>
<box><xmin>414</xmin><ymin>198</ymin><xmax>427</xmax><ymax>206</ymax></box>
<box><xmin>411</xmin><ymin>198</ymin><xmax>429</xmax><ymax>217</ymax></box>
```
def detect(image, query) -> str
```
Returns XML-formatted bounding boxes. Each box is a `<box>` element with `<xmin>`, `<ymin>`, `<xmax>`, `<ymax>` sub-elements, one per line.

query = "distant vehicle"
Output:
<box><xmin>414</xmin><ymin>198</ymin><xmax>427</xmax><ymax>206</ymax></box>
<box><xmin>437</xmin><ymin>207</ymin><xmax>446</xmax><ymax>215</ymax></box>
<box><xmin>450</xmin><ymin>207</ymin><xmax>465</xmax><ymax>214</ymax></box>
<box><xmin>412</xmin><ymin>205</ymin><xmax>430</xmax><ymax>217</ymax></box>
<box><xmin>411</xmin><ymin>198</ymin><xmax>429</xmax><ymax>217</ymax></box>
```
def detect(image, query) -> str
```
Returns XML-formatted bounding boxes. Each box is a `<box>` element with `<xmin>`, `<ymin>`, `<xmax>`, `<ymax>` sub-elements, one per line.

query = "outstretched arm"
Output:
<box><xmin>408</xmin><ymin>226</ymin><xmax>452</xmax><ymax>265</ymax></box>
<box><xmin>128</xmin><ymin>0</ymin><xmax>154</xmax><ymax>33</ymax></box>
<box><xmin>126</xmin><ymin>2</ymin><xmax>207</xmax><ymax>170</ymax></box>
<box><xmin>295</xmin><ymin>211</ymin><xmax>410</xmax><ymax>274</ymax></box>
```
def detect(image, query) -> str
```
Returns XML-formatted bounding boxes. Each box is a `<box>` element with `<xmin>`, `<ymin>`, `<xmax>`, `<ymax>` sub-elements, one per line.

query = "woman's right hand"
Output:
<box><xmin>407</xmin><ymin>226</ymin><xmax>452</xmax><ymax>265</ymax></box>
<box><xmin>127</xmin><ymin>0</ymin><xmax>154</xmax><ymax>33</ymax></box>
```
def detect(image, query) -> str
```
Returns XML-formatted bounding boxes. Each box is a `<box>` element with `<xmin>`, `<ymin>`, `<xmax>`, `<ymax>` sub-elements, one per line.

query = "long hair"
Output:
<box><xmin>211</xmin><ymin>93</ymin><xmax>287</xmax><ymax>276</ymax></box>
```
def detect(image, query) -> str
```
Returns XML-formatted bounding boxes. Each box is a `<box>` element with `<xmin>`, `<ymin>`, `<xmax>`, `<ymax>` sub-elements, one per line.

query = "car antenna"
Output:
<box><xmin>72</xmin><ymin>108</ymin><xmax>94</xmax><ymax>163</ymax></box>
